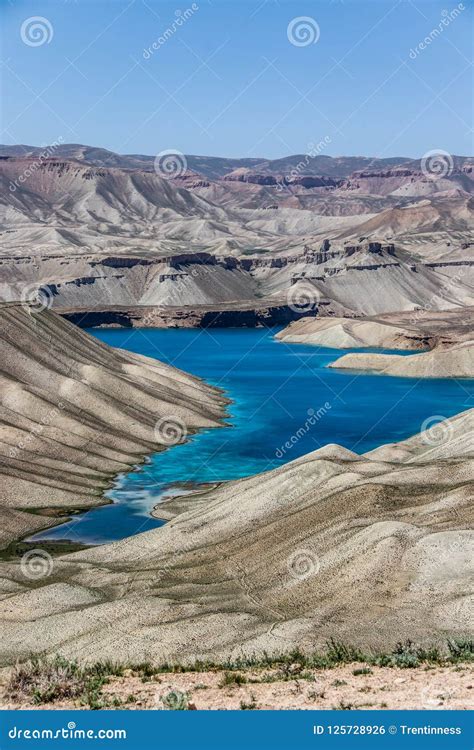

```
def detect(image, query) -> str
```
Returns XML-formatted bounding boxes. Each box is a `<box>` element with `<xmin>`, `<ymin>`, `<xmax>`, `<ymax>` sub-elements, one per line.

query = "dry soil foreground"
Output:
<box><xmin>1</xmin><ymin>663</ymin><xmax>472</xmax><ymax>711</ymax></box>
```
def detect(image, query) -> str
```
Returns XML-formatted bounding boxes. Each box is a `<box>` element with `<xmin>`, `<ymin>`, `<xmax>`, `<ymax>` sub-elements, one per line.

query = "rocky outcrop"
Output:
<box><xmin>331</xmin><ymin>340</ymin><xmax>474</xmax><ymax>378</ymax></box>
<box><xmin>338</xmin><ymin>165</ymin><xmax>474</xmax><ymax>197</ymax></box>
<box><xmin>223</xmin><ymin>169</ymin><xmax>338</xmax><ymax>189</ymax></box>
<box><xmin>277</xmin><ymin>316</ymin><xmax>429</xmax><ymax>350</ymax></box>
<box><xmin>278</xmin><ymin>309</ymin><xmax>474</xmax><ymax>378</ymax></box>
<box><xmin>60</xmin><ymin>301</ymin><xmax>321</xmax><ymax>329</ymax></box>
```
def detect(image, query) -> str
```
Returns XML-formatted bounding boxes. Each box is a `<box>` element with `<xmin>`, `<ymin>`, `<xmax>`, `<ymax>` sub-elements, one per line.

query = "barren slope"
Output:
<box><xmin>0</xmin><ymin>303</ymin><xmax>226</xmax><ymax>547</ymax></box>
<box><xmin>0</xmin><ymin>410</ymin><xmax>472</xmax><ymax>665</ymax></box>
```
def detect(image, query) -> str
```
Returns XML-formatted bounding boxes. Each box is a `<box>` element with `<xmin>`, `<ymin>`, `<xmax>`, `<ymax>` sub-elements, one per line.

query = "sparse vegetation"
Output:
<box><xmin>219</xmin><ymin>671</ymin><xmax>247</xmax><ymax>687</ymax></box>
<box><xmin>336</xmin><ymin>699</ymin><xmax>355</xmax><ymax>710</ymax></box>
<box><xmin>6</xmin><ymin>656</ymin><xmax>123</xmax><ymax>709</ymax></box>
<box><xmin>240</xmin><ymin>692</ymin><xmax>258</xmax><ymax>710</ymax></box>
<box><xmin>5</xmin><ymin>638</ymin><xmax>472</xmax><ymax>709</ymax></box>
<box><xmin>447</xmin><ymin>639</ymin><xmax>474</xmax><ymax>661</ymax></box>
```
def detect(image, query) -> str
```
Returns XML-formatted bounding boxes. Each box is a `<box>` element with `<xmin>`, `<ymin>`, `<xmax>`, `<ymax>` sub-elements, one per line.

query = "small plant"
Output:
<box><xmin>240</xmin><ymin>692</ymin><xmax>258</xmax><ymax>710</ymax></box>
<box><xmin>447</xmin><ymin>639</ymin><xmax>474</xmax><ymax>662</ymax></box>
<box><xmin>336</xmin><ymin>699</ymin><xmax>354</xmax><ymax>710</ymax></box>
<box><xmin>219</xmin><ymin>671</ymin><xmax>247</xmax><ymax>688</ymax></box>
<box><xmin>326</xmin><ymin>638</ymin><xmax>364</xmax><ymax>664</ymax></box>
<box><xmin>298</xmin><ymin>670</ymin><xmax>316</xmax><ymax>682</ymax></box>
<box><xmin>161</xmin><ymin>690</ymin><xmax>190</xmax><ymax>710</ymax></box>
<box><xmin>352</xmin><ymin>667</ymin><xmax>372</xmax><ymax>676</ymax></box>
<box><xmin>389</xmin><ymin>641</ymin><xmax>420</xmax><ymax>669</ymax></box>
<box><xmin>307</xmin><ymin>689</ymin><xmax>325</xmax><ymax>701</ymax></box>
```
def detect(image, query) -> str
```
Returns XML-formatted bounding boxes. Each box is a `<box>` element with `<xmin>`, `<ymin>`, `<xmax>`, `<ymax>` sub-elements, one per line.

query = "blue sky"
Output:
<box><xmin>1</xmin><ymin>0</ymin><xmax>472</xmax><ymax>158</ymax></box>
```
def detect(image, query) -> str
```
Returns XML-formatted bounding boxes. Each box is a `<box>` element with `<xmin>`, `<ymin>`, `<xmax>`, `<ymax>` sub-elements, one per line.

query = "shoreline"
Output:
<box><xmin>9</xmin><ymin>423</ymin><xmax>231</xmax><ymax>554</ymax></box>
<box><xmin>0</xmin><ymin>304</ymin><xmax>229</xmax><ymax>551</ymax></box>
<box><xmin>151</xmin><ymin>482</ymin><xmax>223</xmax><ymax>521</ymax></box>
<box><xmin>277</xmin><ymin>310</ymin><xmax>474</xmax><ymax>379</ymax></box>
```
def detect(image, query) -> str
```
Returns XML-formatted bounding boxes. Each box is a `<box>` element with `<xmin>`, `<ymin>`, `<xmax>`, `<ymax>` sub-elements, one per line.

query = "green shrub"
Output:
<box><xmin>240</xmin><ymin>692</ymin><xmax>258</xmax><ymax>710</ymax></box>
<box><xmin>352</xmin><ymin>667</ymin><xmax>372</xmax><ymax>676</ymax></box>
<box><xmin>219</xmin><ymin>672</ymin><xmax>247</xmax><ymax>687</ymax></box>
<box><xmin>161</xmin><ymin>690</ymin><xmax>190</xmax><ymax>710</ymax></box>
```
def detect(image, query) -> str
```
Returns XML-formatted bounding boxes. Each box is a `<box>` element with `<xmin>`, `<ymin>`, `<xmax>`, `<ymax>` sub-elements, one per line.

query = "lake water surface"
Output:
<box><xmin>31</xmin><ymin>327</ymin><xmax>473</xmax><ymax>545</ymax></box>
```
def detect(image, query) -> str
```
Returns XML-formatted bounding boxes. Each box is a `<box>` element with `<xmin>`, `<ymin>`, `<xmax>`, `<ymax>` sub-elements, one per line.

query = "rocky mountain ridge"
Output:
<box><xmin>0</xmin><ymin>148</ymin><xmax>472</xmax><ymax>320</ymax></box>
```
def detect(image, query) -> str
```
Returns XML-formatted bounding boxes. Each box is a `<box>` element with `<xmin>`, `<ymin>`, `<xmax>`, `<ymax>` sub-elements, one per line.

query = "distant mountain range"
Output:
<box><xmin>1</xmin><ymin>142</ymin><xmax>471</xmax><ymax>180</ymax></box>
<box><xmin>0</xmin><ymin>143</ymin><xmax>472</xmax><ymax>320</ymax></box>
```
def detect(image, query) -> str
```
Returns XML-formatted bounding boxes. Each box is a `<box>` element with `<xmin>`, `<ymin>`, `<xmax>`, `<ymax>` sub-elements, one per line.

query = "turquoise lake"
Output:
<box><xmin>31</xmin><ymin>327</ymin><xmax>473</xmax><ymax>545</ymax></box>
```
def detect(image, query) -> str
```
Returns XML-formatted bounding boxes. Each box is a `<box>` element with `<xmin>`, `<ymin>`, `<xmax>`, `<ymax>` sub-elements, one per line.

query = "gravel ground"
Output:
<box><xmin>2</xmin><ymin>663</ymin><xmax>472</xmax><ymax>711</ymax></box>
